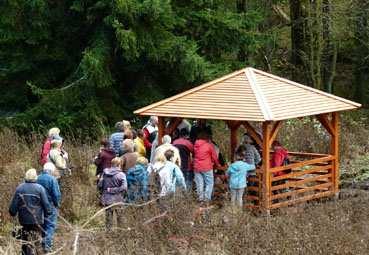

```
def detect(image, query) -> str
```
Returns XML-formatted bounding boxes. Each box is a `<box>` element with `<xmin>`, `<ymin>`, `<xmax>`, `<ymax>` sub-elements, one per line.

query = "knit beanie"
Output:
<box><xmin>25</xmin><ymin>168</ymin><xmax>38</xmax><ymax>181</ymax></box>
<box><xmin>48</xmin><ymin>127</ymin><xmax>60</xmax><ymax>138</ymax></box>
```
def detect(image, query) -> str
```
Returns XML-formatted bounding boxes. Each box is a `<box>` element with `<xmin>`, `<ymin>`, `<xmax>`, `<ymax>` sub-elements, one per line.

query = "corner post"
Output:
<box><xmin>331</xmin><ymin>112</ymin><xmax>339</xmax><ymax>193</ymax></box>
<box><xmin>227</xmin><ymin>121</ymin><xmax>240</xmax><ymax>161</ymax></box>
<box><xmin>157</xmin><ymin>116</ymin><xmax>165</xmax><ymax>146</ymax></box>
<box><xmin>262</xmin><ymin>121</ymin><xmax>272</xmax><ymax>211</ymax></box>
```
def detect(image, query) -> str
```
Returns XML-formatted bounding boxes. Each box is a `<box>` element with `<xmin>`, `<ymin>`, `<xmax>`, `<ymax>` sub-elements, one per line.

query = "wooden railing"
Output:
<box><xmin>245</xmin><ymin>152</ymin><xmax>336</xmax><ymax>210</ymax></box>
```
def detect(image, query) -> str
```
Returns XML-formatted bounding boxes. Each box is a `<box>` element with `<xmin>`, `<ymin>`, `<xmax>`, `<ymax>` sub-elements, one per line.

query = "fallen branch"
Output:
<box><xmin>143</xmin><ymin>211</ymin><xmax>168</xmax><ymax>225</ymax></box>
<box><xmin>82</xmin><ymin>198</ymin><xmax>159</xmax><ymax>228</ymax></box>
<box><xmin>72</xmin><ymin>231</ymin><xmax>80</xmax><ymax>255</ymax></box>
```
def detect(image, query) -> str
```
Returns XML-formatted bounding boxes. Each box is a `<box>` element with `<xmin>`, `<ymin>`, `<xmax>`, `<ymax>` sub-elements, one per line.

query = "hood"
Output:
<box><xmin>128</xmin><ymin>164</ymin><xmax>146</xmax><ymax>176</ymax></box>
<box><xmin>103</xmin><ymin>167</ymin><xmax>122</xmax><ymax>176</ymax></box>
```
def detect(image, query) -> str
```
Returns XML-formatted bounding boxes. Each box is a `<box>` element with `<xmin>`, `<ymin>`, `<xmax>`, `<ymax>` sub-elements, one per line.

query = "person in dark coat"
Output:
<box><xmin>98</xmin><ymin>158</ymin><xmax>127</xmax><ymax>231</ymax></box>
<box><xmin>37</xmin><ymin>163</ymin><xmax>61</xmax><ymax>253</ymax></box>
<box><xmin>173</xmin><ymin>128</ymin><xmax>194</xmax><ymax>190</ymax></box>
<box><xmin>9</xmin><ymin>168</ymin><xmax>52</xmax><ymax>255</ymax></box>
<box><xmin>94</xmin><ymin>139</ymin><xmax>116</xmax><ymax>177</ymax></box>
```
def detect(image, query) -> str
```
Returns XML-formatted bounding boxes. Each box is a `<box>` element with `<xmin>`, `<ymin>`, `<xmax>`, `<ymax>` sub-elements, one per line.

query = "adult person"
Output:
<box><xmin>173</xmin><ymin>128</ymin><xmax>194</xmax><ymax>190</ymax></box>
<box><xmin>152</xmin><ymin>135</ymin><xmax>181</xmax><ymax>167</ymax></box>
<box><xmin>39</xmin><ymin>127</ymin><xmax>60</xmax><ymax>165</ymax></box>
<box><xmin>94</xmin><ymin>139</ymin><xmax>115</xmax><ymax>177</ymax></box>
<box><xmin>134</xmin><ymin>129</ymin><xmax>146</xmax><ymax>158</ymax></box>
<box><xmin>110</xmin><ymin>122</ymin><xmax>125</xmax><ymax>156</ymax></box>
<box><xmin>239</xmin><ymin>134</ymin><xmax>261</xmax><ymax>166</ymax></box>
<box><xmin>48</xmin><ymin>138</ymin><xmax>74</xmax><ymax>218</ymax></box>
<box><xmin>142</xmin><ymin>116</ymin><xmax>158</xmax><ymax>159</ymax></box>
<box><xmin>48</xmin><ymin>138</ymin><xmax>68</xmax><ymax>179</ymax></box>
<box><xmin>120</xmin><ymin>139</ymin><xmax>138</xmax><ymax>172</ymax></box>
<box><xmin>193</xmin><ymin>130</ymin><xmax>222</xmax><ymax>203</ymax></box>
<box><xmin>98</xmin><ymin>158</ymin><xmax>127</xmax><ymax>231</ymax></box>
<box><xmin>9</xmin><ymin>168</ymin><xmax>52</xmax><ymax>255</ymax></box>
<box><xmin>37</xmin><ymin>163</ymin><xmax>61</xmax><ymax>253</ymax></box>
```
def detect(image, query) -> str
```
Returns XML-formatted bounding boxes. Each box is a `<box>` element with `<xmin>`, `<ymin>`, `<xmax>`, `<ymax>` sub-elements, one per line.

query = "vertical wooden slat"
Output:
<box><xmin>331</xmin><ymin>112</ymin><xmax>339</xmax><ymax>193</ymax></box>
<box><xmin>230</xmin><ymin>125</ymin><xmax>239</xmax><ymax>161</ymax></box>
<box><xmin>157</xmin><ymin>116</ymin><xmax>165</xmax><ymax>146</ymax></box>
<box><xmin>262</xmin><ymin>121</ymin><xmax>272</xmax><ymax>211</ymax></box>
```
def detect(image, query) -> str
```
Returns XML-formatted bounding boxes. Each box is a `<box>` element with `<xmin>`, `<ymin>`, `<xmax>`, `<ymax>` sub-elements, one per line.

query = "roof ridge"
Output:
<box><xmin>251</xmin><ymin>68</ymin><xmax>362</xmax><ymax>108</ymax></box>
<box><xmin>134</xmin><ymin>68</ymin><xmax>248</xmax><ymax>114</ymax></box>
<box><xmin>245</xmin><ymin>68</ymin><xmax>273</xmax><ymax>121</ymax></box>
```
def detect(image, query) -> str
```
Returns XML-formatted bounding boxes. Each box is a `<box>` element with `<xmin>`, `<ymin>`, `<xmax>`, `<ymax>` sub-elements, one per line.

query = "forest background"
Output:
<box><xmin>1</xmin><ymin>0</ymin><xmax>369</xmax><ymax>136</ymax></box>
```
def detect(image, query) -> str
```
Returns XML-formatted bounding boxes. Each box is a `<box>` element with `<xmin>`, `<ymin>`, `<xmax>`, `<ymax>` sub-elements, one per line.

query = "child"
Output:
<box><xmin>127</xmin><ymin>156</ymin><xmax>149</xmax><ymax>202</ymax></box>
<box><xmin>154</xmin><ymin>150</ymin><xmax>186</xmax><ymax>197</ymax></box>
<box><xmin>226</xmin><ymin>147</ymin><xmax>256</xmax><ymax>207</ymax></box>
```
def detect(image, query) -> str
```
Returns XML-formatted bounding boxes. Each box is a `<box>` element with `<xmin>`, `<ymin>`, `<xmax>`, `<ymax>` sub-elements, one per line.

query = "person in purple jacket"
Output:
<box><xmin>94</xmin><ymin>139</ymin><xmax>115</xmax><ymax>177</ymax></box>
<box><xmin>98</xmin><ymin>157</ymin><xmax>127</xmax><ymax>231</ymax></box>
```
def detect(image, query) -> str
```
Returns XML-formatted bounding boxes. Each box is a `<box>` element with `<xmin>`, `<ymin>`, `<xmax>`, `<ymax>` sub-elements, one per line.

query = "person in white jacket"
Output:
<box><xmin>153</xmin><ymin>150</ymin><xmax>186</xmax><ymax>197</ymax></box>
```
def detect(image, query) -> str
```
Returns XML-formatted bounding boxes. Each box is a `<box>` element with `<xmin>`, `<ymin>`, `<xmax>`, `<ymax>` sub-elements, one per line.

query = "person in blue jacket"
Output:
<box><xmin>226</xmin><ymin>147</ymin><xmax>256</xmax><ymax>207</ymax></box>
<box><xmin>127</xmin><ymin>156</ymin><xmax>149</xmax><ymax>202</ymax></box>
<box><xmin>9</xmin><ymin>168</ymin><xmax>52</xmax><ymax>255</ymax></box>
<box><xmin>37</xmin><ymin>162</ymin><xmax>61</xmax><ymax>253</ymax></box>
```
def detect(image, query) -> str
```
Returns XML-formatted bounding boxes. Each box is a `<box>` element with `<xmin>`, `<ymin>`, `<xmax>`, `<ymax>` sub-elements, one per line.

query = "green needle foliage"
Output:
<box><xmin>0</xmin><ymin>0</ymin><xmax>267</xmax><ymax>136</ymax></box>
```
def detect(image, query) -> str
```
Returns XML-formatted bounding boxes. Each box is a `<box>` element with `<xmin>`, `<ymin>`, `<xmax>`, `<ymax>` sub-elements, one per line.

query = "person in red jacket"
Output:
<box><xmin>271</xmin><ymin>141</ymin><xmax>289</xmax><ymax>177</ymax></box>
<box><xmin>39</xmin><ymin>127</ymin><xmax>60</xmax><ymax>165</ymax></box>
<box><xmin>142</xmin><ymin>116</ymin><xmax>158</xmax><ymax>159</ymax></box>
<box><xmin>193</xmin><ymin>129</ymin><xmax>222</xmax><ymax>202</ymax></box>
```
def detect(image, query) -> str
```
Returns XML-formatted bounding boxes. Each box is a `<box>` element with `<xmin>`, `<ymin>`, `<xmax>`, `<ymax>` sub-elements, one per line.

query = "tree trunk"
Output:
<box><xmin>321</xmin><ymin>0</ymin><xmax>336</xmax><ymax>93</ymax></box>
<box><xmin>290</xmin><ymin>0</ymin><xmax>306</xmax><ymax>81</ymax></box>
<box><xmin>353</xmin><ymin>0</ymin><xmax>369</xmax><ymax>106</ymax></box>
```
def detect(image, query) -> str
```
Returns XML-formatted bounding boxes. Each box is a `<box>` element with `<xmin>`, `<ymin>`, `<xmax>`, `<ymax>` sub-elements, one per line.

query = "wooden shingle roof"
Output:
<box><xmin>134</xmin><ymin>67</ymin><xmax>361</xmax><ymax>121</ymax></box>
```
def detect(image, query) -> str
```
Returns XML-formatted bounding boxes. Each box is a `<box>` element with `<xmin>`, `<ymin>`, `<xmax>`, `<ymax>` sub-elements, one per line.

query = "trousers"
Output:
<box><xmin>194</xmin><ymin>170</ymin><xmax>214</xmax><ymax>202</ymax></box>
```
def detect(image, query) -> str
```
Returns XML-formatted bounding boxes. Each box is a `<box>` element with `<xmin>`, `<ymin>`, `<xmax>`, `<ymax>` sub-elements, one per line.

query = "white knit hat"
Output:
<box><xmin>25</xmin><ymin>168</ymin><xmax>38</xmax><ymax>181</ymax></box>
<box><xmin>48</xmin><ymin>127</ymin><xmax>60</xmax><ymax>138</ymax></box>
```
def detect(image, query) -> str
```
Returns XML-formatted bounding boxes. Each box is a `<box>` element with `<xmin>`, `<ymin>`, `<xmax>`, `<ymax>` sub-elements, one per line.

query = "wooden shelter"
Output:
<box><xmin>134</xmin><ymin>67</ymin><xmax>361</xmax><ymax>211</ymax></box>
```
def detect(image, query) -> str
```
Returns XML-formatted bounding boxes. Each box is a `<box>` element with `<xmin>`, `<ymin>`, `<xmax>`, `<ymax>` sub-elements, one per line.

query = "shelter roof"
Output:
<box><xmin>134</xmin><ymin>67</ymin><xmax>361</xmax><ymax>121</ymax></box>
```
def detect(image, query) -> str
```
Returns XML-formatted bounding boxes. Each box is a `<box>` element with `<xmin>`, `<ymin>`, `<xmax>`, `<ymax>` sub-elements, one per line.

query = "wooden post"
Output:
<box><xmin>230</xmin><ymin>124</ymin><xmax>239</xmax><ymax>161</ymax></box>
<box><xmin>157</xmin><ymin>116</ymin><xmax>165</xmax><ymax>146</ymax></box>
<box><xmin>331</xmin><ymin>112</ymin><xmax>339</xmax><ymax>193</ymax></box>
<box><xmin>165</xmin><ymin>117</ymin><xmax>183</xmax><ymax>135</ymax></box>
<box><xmin>262</xmin><ymin>121</ymin><xmax>272</xmax><ymax>211</ymax></box>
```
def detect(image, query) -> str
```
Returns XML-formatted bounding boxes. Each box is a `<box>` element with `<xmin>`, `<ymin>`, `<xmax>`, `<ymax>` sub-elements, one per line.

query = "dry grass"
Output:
<box><xmin>1</xmin><ymin>113</ymin><xmax>369</xmax><ymax>254</ymax></box>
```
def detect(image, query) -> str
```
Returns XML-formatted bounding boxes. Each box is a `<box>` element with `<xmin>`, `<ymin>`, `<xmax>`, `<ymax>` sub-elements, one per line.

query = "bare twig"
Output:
<box><xmin>143</xmin><ymin>211</ymin><xmax>168</xmax><ymax>225</ymax></box>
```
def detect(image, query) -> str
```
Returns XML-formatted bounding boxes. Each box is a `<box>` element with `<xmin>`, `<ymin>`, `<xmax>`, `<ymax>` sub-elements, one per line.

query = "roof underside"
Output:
<box><xmin>134</xmin><ymin>67</ymin><xmax>361</xmax><ymax>121</ymax></box>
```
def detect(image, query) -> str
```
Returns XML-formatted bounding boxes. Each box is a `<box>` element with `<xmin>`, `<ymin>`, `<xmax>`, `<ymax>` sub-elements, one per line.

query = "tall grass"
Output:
<box><xmin>1</xmin><ymin>112</ymin><xmax>369</xmax><ymax>254</ymax></box>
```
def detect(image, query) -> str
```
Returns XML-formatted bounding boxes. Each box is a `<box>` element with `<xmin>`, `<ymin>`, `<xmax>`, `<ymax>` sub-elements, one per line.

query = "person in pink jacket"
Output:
<box><xmin>193</xmin><ymin>129</ymin><xmax>221</xmax><ymax>202</ymax></box>
<box><xmin>39</xmin><ymin>127</ymin><xmax>60</xmax><ymax>165</ymax></box>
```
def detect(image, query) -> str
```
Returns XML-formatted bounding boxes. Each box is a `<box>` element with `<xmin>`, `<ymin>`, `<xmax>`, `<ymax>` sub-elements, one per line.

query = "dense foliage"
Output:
<box><xmin>0</xmin><ymin>1</ymin><xmax>368</xmax><ymax>135</ymax></box>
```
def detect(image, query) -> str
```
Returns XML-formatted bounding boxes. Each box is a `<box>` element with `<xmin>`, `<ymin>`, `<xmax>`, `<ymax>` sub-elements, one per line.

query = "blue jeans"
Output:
<box><xmin>194</xmin><ymin>170</ymin><xmax>214</xmax><ymax>201</ymax></box>
<box><xmin>230</xmin><ymin>188</ymin><xmax>245</xmax><ymax>207</ymax></box>
<box><xmin>182</xmin><ymin>170</ymin><xmax>194</xmax><ymax>191</ymax></box>
<box><xmin>42</xmin><ymin>206</ymin><xmax>58</xmax><ymax>251</ymax></box>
